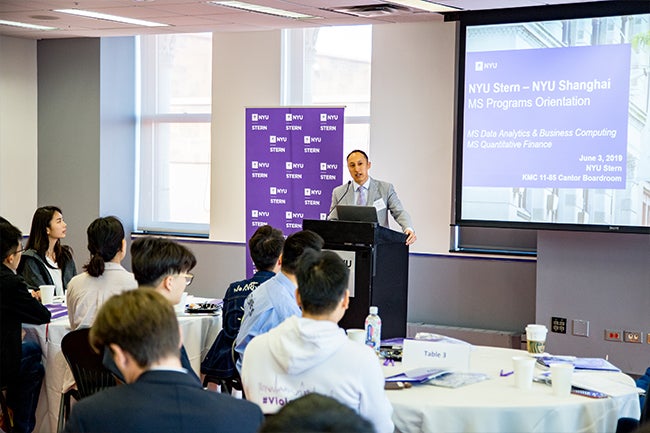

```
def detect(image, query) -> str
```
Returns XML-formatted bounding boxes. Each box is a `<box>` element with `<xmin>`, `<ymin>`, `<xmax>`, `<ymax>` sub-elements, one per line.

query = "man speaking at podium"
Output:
<box><xmin>328</xmin><ymin>149</ymin><xmax>416</xmax><ymax>245</ymax></box>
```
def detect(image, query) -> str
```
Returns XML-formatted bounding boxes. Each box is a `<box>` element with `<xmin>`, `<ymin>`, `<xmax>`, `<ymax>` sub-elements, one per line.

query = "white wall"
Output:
<box><xmin>0</xmin><ymin>35</ymin><xmax>38</xmax><ymax>232</ymax></box>
<box><xmin>211</xmin><ymin>30</ymin><xmax>282</xmax><ymax>243</ymax></box>
<box><xmin>371</xmin><ymin>22</ymin><xmax>456</xmax><ymax>253</ymax></box>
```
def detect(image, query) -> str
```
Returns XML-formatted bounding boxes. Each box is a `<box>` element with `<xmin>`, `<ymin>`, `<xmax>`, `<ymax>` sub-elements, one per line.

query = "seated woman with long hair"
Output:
<box><xmin>19</xmin><ymin>206</ymin><xmax>76</xmax><ymax>297</ymax></box>
<box><xmin>66</xmin><ymin>216</ymin><xmax>137</xmax><ymax>330</ymax></box>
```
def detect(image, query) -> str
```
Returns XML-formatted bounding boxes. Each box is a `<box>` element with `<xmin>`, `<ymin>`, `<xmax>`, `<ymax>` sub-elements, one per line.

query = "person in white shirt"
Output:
<box><xmin>241</xmin><ymin>249</ymin><xmax>394</xmax><ymax>433</ymax></box>
<box><xmin>66</xmin><ymin>216</ymin><xmax>137</xmax><ymax>330</ymax></box>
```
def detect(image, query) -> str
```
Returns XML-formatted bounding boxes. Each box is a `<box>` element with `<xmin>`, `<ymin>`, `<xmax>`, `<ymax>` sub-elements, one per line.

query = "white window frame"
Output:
<box><xmin>136</xmin><ymin>33</ymin><xmax>212</xmax><ymax>236</ymax></box>
<box><xmin>281</xmin><ymin>26</ymin><xmax>372</xmax><ymax>157</ymax></box>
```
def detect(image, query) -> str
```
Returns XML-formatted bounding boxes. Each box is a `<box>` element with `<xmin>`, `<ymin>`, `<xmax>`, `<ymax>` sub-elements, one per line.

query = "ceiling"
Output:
<box><xmin>0</xmin><ymin>0</ymin><xmax>610</xmax><ymax>40</ymax></box>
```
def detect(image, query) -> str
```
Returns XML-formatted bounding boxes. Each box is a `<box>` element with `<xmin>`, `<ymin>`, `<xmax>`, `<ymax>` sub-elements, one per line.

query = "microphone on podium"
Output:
<box><xmin>326</xmin><ymin>181</ymin><xmax>352</xmax><ymax>220</ymax></box>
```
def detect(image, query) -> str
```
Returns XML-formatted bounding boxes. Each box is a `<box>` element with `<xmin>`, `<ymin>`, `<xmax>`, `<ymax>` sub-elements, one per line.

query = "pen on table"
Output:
<box><xmin>500</xmin><ymin>369</ymin><xmax>514</xmax><ymax>377</ymax></box>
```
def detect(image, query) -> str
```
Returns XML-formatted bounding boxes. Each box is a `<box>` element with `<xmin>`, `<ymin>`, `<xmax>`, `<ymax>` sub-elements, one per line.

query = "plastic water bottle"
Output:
<box><xmin>364</xmin><ymin>306</ymin><xmax>381</xmax><ymax>354</ymax></box>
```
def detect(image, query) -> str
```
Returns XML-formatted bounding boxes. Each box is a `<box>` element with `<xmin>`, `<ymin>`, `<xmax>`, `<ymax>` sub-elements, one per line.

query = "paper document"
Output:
<box><xmin>385</xmin><ymin>367</ymin><xmax>450</xmax><ymax>383</ymax></box>
<box><xmin>536</xmin><ymin>356</ymin><xmax>621</xmax><ymax>372</ymax></box>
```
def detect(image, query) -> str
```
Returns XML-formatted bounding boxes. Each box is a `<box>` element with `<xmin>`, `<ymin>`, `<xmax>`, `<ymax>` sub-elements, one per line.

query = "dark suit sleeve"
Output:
<box><xmin>180</xmin><ymin>345</ymin><xmax>201</xmax><ymax>384</ymax></box>
<box><xmin>3</xmin><ymin>272</ymin><xmax>51</xmax><ymax>325</ymax></box>
<box><xmin>62</xmin><ymin>409</ymin><xmax>84</xmax><ymax>433</ymax></box>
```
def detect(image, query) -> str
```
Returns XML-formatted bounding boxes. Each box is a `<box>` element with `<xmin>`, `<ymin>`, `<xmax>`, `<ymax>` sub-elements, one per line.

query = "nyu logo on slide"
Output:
<box><xmin>285</xmin><ymin>211</ymin><xmax>304</xmax><ymax>220</ymax></box>
<box><xmin>251</xmin><ymin>210</ymin><xmax>270</xmax><ymax>218</ymax></box>
<box><xmin>286</xmin><ymin>162</ymin><xmax>304</xmax><ymax>170</ymax></box>
<box><xmin>251</xmin><ymin>113</ymin><xmax>270</xmax><ymax>121</ymax></box>
<box><xmin>474</xmin><ymin>61</ymin><xmax>498</xmax><ymax>71</ymax></box>
<box><xmin>319</xmin><ymin>162</ymin><xmax>338</xmax><ymax>171</ymax></box>
<box><xmin>251</xmin><ymin>161</ymin><xmax>271</xmax><ymax>169</ymax></box>
<box><xmin>320</xmin><ymin>113</ymin><xmax>339</xmax><ymax>121</ymax></box>
<box><xmin>286</xmin><ymin>113</ymin><xmax>304</xmax><ymax>121</ymax></box>
<box><xmin>270</xmin><ymin>187</ymin><xmax>288</xmax><ymax>195</ymax></box>
<box><xmin>270</xmin><ymin>136</ymin><xmax>288</xmax><ymax>144</ymax></box>
<box><xmin>304</xmin><ymin>188</ymin><xmax>322</xmax><ymax>196</ymax></box>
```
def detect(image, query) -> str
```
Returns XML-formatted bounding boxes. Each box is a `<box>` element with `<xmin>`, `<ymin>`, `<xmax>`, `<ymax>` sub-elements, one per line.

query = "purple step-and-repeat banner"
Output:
<box><xmin>246</xmin><ymin>107</ymin><xmax>344</xmax><ymax>276</ymax></box>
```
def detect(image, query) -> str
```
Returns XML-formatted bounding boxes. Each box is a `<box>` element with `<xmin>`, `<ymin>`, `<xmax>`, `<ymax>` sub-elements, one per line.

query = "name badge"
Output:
<box><xmin>402</xmin><ymin>339</ymin><xmax>471</xmax><ymax>371</ymax></box>
<box><xmin>373</xmin><ymin>198</ymin><xmax>386</xmax><ymax>211</ymax></box>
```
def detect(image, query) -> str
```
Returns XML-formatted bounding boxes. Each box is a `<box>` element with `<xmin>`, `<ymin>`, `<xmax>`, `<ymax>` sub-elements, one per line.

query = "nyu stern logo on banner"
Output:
<box><xmin>246</xmin><ymin>107</ymin><xmax>344</xmax><ymax>276</ymax></box>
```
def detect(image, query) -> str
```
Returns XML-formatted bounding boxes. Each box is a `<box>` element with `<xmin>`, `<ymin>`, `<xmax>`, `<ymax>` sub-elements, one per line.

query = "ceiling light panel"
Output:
<box><xmin>208</xmin><ymin>1</ymin><xmax>318</xmax><ymax>19</ymax></box>
<box><xmin>54</xmin><ymin>8</ymin><xmax>169</xmax><ymax>27</ymax></box>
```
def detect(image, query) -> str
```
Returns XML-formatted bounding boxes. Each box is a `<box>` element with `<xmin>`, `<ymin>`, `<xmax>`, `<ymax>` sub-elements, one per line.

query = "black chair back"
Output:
<box><xmin>57</xmin><ymin>328</ymin><xmax>117</xmax><ymax>432</ymax></box>
<box><xmin>61</xmin><ymin>328</ymin><xmax>117</xmax><ymax>398</ymax></box>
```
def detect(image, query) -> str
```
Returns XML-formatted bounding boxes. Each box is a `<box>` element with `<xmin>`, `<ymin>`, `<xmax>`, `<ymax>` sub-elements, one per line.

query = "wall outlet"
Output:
<box><xmin>551</xmin><ymin>317</ymin><xmax>567</xmax><ymax>334</ymax></box>
<box><xmin>604</xmin><ymin>329</ymin><xmax>623</xmax><ymax>342</ymax></box>
<box><xmin>623</xmin><ymin>330</ymin><xmax>642</xmax><ymax>344</ymax></box>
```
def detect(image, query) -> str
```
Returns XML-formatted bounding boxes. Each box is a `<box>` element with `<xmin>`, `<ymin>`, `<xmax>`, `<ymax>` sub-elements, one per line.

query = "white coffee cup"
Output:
<box><xmin>512</xmin><ymin>356</ymin><xmax>536</xmax><ymax>389</ymax></box>
<box><xmin>39</xmin><ymin>285</ymin><xmax>55</xmax><ymax>305</ymax></box>
<box><xmin>525</xmin><ymin>324</ymin><xmax>548</xmax><ymax>354</ymax></box>
<box><xmin>550</xmin><ymin>363</ymin><xmax>574</xmax><ymax>397</ymax></box>
<box><xmin>346</xmin><ymin>328</ymin><xmax>365</xmax><ymax>344</ymax></box>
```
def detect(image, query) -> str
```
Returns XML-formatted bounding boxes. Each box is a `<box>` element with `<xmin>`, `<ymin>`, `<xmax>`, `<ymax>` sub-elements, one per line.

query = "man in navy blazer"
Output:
<box><xmin>329</xmin><ymin>149</ymin><xmax>417</xmax><ymax>245</ymax></box>
<box><xmin>63</xmin><ymin>289</ymin><xmax>263</xmax><ymax>433</ymax></box>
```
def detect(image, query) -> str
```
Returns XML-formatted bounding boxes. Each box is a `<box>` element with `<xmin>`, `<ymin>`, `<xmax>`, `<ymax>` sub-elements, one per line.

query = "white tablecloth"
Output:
<box><xmin>384</xmin><ymin>346</ymin><xmax>641</xmax><ymax>433</ymax></box>
<box><xmin>27</xmin><ymin>309</ymin><xmax>221</xmax><ymax>433</ymax></box>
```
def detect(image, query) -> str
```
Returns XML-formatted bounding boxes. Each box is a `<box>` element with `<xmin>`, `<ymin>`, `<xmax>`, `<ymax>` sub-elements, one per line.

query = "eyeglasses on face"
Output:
<box><xmin>179</xmin><ymin>273</ymin><xmax>194</xmax><ymax>286</ymax></box>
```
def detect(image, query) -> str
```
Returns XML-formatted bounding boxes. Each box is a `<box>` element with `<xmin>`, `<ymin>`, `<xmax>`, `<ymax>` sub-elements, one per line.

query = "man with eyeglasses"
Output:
<box><xmin>0</xmin><ymin>220</ymin><xmax>51</xmax><ymax>433</ymax></box>
<box><xmin>103</xmin><ymin>236</ymin><xmax>201</xmax><ymax>383</ymax></box>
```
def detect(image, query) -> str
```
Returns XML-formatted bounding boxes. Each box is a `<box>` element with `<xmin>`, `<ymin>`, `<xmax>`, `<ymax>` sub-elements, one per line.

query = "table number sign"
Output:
<box><xmin>402</xmin><ymin>339</ymin><xmax>472</xmax><ymax>371</ymax></box>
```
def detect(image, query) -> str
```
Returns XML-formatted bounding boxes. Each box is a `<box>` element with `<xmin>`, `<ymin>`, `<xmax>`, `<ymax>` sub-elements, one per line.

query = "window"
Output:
<box><xmin>281</xmin><ymin>25</ymin><xmax>372</xmax><ymax>157</ymax></box>
<box><xmin>137</xmin><ymin>33</ymin><xmax>212</xmax><ymax>235</ymax></box>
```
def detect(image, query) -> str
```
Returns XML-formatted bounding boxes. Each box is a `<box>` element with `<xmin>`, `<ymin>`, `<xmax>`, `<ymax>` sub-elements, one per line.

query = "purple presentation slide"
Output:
<box><xmin>463</xmin><ymin>44</ymin><xmax>631</xmax><ymax>189</ymax></box>
<box><xmin>245</xmin><ymin>107</ymin><xmax>344</xmax><ymax>276</ymax></box>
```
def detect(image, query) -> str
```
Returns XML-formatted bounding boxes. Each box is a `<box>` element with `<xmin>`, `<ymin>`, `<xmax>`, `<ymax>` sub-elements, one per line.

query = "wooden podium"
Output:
<box><xmin>302</xmin><ymin>219</ymin><xmax>409</xmax><ymax>339</ymax></box>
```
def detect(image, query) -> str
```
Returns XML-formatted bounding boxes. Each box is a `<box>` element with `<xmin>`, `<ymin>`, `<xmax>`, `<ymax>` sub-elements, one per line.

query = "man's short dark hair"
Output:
<box><xmin>346</xmin><ymin>149</ymin><xmax>369</xmax><ymax>162</ymax></box>
<box><xmin>0</xmin><ymin>221</ymin><xmax>22</xmax><ymax>261</ymax></box>
<box><xmin>296</xmin><ymin>249</ymin><xmax>349</xmax><ymax>315</ymax></box>
<box><xmin>280</xmin><ymin>230</ymin><xmax>324</xmax><ymax>274</ymax></box>
<box><xmin>259</xmin><ymin>393</ymin><xmax>375</xmax><ymax>433</ymax></box>
<box><xmin>249</xmin><ymin>225</ymin><xmax>284</xmax><ymax>271</ymax></box>
<box><xmin>90</xmin><ymin>289</ymin><xmax>180</xmax><ymax>368</ymax></box>
<box><xmin>130</xmin><ymin>236</ymin><xmax>197</xmax><ymax>286</ymax></box>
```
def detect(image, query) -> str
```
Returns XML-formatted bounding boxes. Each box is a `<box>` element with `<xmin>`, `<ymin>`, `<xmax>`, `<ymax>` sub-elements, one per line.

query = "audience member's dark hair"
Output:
<box><xmin>25</xmin><ymin>205</ymin><xmax>73</xmax><ymax>268</ymax></box>
<box><xmin>84</xmin><ymin>216</ymin><xmax>126</xmax><ymax>277</ymax></box>
<box><xmin>259</xmin><ymin>393</ymin><xmax>375</xmax><ymax>433</ymax></box>
<box><xmin>90</xmin><ymin>289</ymin><xmax>180</xmax><ymax>368</ymax></box>
<box><xmin>130</xmin><ymin>236</ymin><xmax>197</xmax><ymax>286</ymax></box>
<box><xmin>0</xmin><ymin>216</ymin><xmax>10</xmax><ymax>225</ymax></box>
<box><xmin>0</xmin><ymin>222</ymin><xmax>22</xmax><ymax>261</ymax></box>
<box><xmin>346</xmin><ymin>149</ymin><xmax>369</xmax><ymax>162</ymax></box>
<box><xmin>296</xmin><ymin>249</ymin><xmax>349</xmax><ymax>315</ymax></box>
<box><xmin>280</xmin><ymin>230</ymin><xmax>324</xmax><ymax>274</ymax></box>
<box><xmin>249</xmin><ymin>225</ymin><xmax>284</xmax><ymax>271</ymax></box>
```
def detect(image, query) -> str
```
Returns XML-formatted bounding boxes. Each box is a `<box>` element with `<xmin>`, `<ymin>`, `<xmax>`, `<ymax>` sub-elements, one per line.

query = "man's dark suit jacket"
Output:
<box><xmin>62</xmin><ymin>369</ymin><xmax>264</xmax><ymax>433</ymax></box>
<box><xmin>0</xmin><ymin>264</ymin><xmax>51</xmax><ymax>388</ymax></box>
